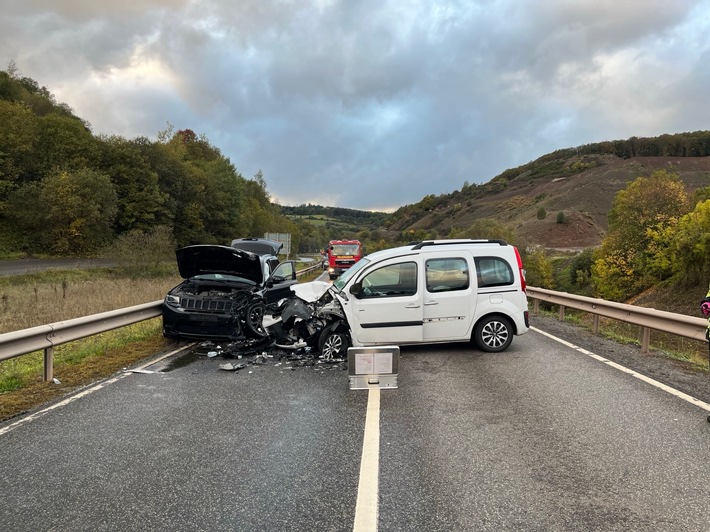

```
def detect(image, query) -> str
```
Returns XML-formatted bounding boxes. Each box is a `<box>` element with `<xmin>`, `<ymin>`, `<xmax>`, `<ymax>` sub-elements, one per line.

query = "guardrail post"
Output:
<box><xmin>640</xmin><ymin>327</ymin><xmax>650</xmax><ymax>354</ymax></box>
<box><xmin>533</xmin><ymin>299</ymin><xmax>539</xmax><ymax>315</ymax></box>
<box><xmin>593</xmin><ymin>315</ymin><xmax>600</xmax><ymax>335</ymax></box>
<box><xmin>43</xmin><ymin>346</ymin><xmax>54</xmax><ymax>382</ymax></box>
<box><xmin>558</xmin><ymin>305</ymin><xmax>565</xmax><ymax>321</ymax></box>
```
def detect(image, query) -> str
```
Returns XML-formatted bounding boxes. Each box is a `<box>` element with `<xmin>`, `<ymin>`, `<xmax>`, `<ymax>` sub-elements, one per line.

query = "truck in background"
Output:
<box><xmin>325</xmin><ymin>239</ymin><xmax>365</xmax><ymax>279</ymax></box>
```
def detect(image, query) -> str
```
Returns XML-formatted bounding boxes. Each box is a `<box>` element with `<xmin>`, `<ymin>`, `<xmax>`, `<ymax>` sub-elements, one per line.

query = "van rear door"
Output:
<box><xmin>422</xmin><ymin>253</ymin><xmax>475</xmax><ymax>341</ymax></box>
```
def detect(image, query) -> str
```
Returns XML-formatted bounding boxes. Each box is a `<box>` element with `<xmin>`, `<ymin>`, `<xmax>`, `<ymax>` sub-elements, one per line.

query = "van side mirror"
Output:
<box><xmin>349</xmin><ymin>282</ymin><xmax>362</xmax><ymax>297</ymax></box>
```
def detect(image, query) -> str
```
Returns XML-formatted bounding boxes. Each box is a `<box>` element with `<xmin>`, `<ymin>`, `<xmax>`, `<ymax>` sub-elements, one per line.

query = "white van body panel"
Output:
<box><xmin>329</xmin><ymin>240</ymin><xmax>529</xmax><ymax>351</ymax></box>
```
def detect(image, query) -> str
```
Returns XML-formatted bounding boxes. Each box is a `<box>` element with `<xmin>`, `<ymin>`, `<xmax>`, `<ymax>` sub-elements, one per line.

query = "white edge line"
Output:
<box><xmin>353</xmin><ymin>387</ymin><xmax>380</xmax><ymax>532</ymax></box>
<box><xmin>0</xmin><ymin>344</ymin><xmax>193</xmax><ymax>437</ymax></box>
<box><xmin>531</xmin><ymin>326</ymin><xmax>710</xmax><ymax>413</ymax></box>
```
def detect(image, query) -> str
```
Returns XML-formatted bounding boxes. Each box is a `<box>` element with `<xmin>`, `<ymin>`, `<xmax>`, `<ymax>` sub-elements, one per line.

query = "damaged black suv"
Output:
<box><xmin>162</xmin><ymin>242</ymin><xmax>297</xmax><ymax>341</ymax></box>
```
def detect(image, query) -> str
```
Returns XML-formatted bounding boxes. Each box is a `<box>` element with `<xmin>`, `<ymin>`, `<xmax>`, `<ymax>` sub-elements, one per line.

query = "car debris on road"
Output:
<box><xmin>195</xmin><ymin>339</ymin><xmax>348</xmax><ymax>373</ymax></box>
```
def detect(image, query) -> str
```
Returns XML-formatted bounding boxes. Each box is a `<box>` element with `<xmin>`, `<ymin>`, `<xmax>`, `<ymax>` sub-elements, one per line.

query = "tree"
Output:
<box><xmin>0</xmin><ymin>101</ymin><xmax>37</xmax><ymax>210</ymax></box>
<box><xmin>31</xmin><ymin>113</ymin><xmax>99</xmax><ymax>178</ymax></box>
<box><xmin>8</xmin><ymin>169</ymin><xmax>117</xmax><ymax>254</ymax></box>
<box><xmin>593</xmin><ymin>170</ymin><xmax>691</xmax><ymax>300</ymax></box>
<box><xmin>524</xmin><ymin>247</ymin><xmax>554</xmax><ymax>288</ymax></box>
<box><xmin>97</xmin><ymin>136</ymin><xmax>172</xmax><ymax>233</ymax></box>
<box><xmin>107</xmin><ymin>225</ymin><xmax>176</xmax><ymax>274</ymax></box>
<box><xmin>651</xmin><ymin>199</ymin><xmax>710</xmax><ymax>286</ymax></box>
<box><xmin>536</xmin><ymin>207</ymin><xmax>547</xmax><ymax>220</ymax></box>
<box><xmin>694</xmin><ymin>186</ymin><xmax>710</xmax><ymax>204</ymax></box>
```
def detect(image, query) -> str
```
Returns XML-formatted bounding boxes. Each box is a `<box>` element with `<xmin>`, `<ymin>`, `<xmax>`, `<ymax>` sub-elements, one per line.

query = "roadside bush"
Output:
<box><xmin>106</xmin><ymin>225</ymin><xmax>176</xmax><ymax>276</ymax></box>
<box><xmin>525</xmin><ymin>247</ymin><xmax>554</xmax><ymax>288</ymax></box>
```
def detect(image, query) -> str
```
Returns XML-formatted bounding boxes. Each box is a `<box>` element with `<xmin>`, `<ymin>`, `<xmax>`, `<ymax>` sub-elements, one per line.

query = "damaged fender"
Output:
<box><xmin>269</xmin><ymin>281</ymin><xmax>352</xmax><ymax>357</ymax></box>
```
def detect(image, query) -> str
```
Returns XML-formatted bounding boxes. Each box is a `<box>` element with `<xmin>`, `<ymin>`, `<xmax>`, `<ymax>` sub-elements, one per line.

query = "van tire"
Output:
<box><xmin>318</xmin><ymin>327</ymin><xmax>350</xmax><ymax>359</ymax></box>
<box><xmin>474</xmin><ymin>315</ymin><xmax>513</xmax><ymax>352</ymax></box>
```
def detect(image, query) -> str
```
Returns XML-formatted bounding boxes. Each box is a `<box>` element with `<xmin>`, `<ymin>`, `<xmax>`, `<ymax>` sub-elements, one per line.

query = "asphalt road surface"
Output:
<box><xmin>1</xmin><ymin>326</ymin><xmax>710</xmax><ymax>531</ymax></box>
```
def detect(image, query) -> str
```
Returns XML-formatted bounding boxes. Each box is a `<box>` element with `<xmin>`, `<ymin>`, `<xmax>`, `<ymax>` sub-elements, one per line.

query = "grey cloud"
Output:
<box><xmin>1</xmin><ymin>0</ymin><xmax>707</xmax><ymax>210</ymax></box>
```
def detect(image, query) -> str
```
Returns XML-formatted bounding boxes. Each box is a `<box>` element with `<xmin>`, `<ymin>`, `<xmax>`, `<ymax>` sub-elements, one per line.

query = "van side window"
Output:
<box><xmin>475</xmin><ymin>257</ymin><xmax>514</xmax><ymax>287</ymax></box>
<box><xmin>359</xmin><ymin>262</ymin><xmax>417</xmax><ymax>298</ymax></box>
<box><xmin>425</xmin><ymin>258</ymin><xmax>469</xmax><ymax>293</ymax></box>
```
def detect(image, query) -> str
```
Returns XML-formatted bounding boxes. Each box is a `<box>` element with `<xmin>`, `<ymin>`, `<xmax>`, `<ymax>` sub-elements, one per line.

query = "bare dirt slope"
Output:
<box><xmin>403</xmin><ymin>155</ymin><xmax>710</xmax><ymax>250</ymax></box>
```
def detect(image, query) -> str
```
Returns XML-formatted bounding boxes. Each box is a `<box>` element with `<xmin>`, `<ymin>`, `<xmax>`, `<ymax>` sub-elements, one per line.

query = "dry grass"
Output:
<box><xmin>550</xmin><ymin>308</ymin><xmax>709</xmax><ymax>370</ymax></box>
<box><xmin>0</xmin><ymin>267</ymin><xmax>183</xmax><ymax>421</ymax></box>
<box><xmin>0</xmin><ymin>269</ymin><xmax>181</xmax><ymax>333</ymax></box>
<box><xmin>0</xmin><ymin>263</ymin><xmax>323</xmax><ymax>421</ymax></box>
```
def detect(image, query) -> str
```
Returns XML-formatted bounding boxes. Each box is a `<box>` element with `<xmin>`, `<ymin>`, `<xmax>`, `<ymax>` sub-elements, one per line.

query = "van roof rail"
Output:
<box><xmin>410</xmin><ymin>239</ymin><xmax>508</xmax><ymax>250</ymax></box>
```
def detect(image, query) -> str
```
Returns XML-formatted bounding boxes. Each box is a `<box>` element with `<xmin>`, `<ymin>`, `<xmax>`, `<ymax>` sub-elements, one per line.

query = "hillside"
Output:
<box><xmin>386</xmin><ymin>154</ymin><xmax>710</xmax><ymax>250</ymax></box>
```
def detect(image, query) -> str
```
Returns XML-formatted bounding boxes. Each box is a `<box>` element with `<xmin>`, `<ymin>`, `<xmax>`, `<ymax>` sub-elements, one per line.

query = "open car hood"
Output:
<box><xmin>175</xmin><ymin>245</ymin><xmax>263</xmax><ymax>283</ymax></box>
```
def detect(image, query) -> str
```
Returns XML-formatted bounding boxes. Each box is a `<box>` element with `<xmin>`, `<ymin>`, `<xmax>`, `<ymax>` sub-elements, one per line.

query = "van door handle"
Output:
<box><xmin>424</xmin><ymin>300</ymin><xmax>438</xmax><ymax>306</ymax></box>
<box><xmin>405</xmin><ymin>304</ymin><xmax>420</xmax><ymax>309</ymax></box>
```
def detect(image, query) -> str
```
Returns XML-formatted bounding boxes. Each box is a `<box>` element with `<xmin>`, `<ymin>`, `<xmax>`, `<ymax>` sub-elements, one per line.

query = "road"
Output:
<box><xmin>1</xmin><ymin>327</ymin><xmax>710</xmax><ymax>531</ymax></box>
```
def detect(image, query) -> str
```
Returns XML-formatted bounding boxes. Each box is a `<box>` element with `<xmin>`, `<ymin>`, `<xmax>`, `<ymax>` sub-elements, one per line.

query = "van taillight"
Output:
<box><xmin>514</xmin><ymin>247</ymin><xmax>526</xmax><ymax>293</ymax></box>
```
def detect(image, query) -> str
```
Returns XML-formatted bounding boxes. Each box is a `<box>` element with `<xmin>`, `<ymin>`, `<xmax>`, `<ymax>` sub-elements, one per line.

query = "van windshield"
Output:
<box><xmin>332</xmin><ymin>257</ymin><xmax>370</xmax><ymax>291</ymax></box>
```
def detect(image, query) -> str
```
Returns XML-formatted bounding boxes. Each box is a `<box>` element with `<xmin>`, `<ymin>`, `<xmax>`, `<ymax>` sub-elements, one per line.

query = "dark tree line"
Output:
<box><xmin>0</xmin><ymin>66</ymin><xmax>299</xmax><ymax>256</ymax></box>
<box><xmin>281</xmin><ymin>204</ymin><xmax>389</xmax><ymax>228</ymax></box>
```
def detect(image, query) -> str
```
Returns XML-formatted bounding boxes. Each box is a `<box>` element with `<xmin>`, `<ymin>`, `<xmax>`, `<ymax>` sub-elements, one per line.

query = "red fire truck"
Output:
<box><xmin>325</xmin><ymin>239</ymin><xmax>364</xmax><ymax>279</ymax></box>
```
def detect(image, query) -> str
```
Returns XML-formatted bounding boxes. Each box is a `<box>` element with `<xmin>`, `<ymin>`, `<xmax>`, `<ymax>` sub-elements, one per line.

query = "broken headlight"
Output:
<box><xmin>165</xmin><ymin>294</ymin><xmax>181</xmax><ymax>308</ymax></box>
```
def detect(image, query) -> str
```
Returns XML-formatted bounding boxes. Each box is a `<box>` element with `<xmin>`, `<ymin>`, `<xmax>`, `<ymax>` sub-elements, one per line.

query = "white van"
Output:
<box><xmin>305</xmin><ymin>239</ymin><xmax>529</xmax><ymax>356</ymax></box>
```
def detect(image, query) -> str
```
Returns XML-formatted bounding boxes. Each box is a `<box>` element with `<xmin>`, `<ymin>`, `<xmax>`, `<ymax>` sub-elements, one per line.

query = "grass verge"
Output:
<box><xmin>1</xmin><ymin>262</ymin><xmax>324</xmax><ymax>422</ymax></box>
<box><xmin>0</xmin><ymin>320</ymin><xmax>178</xmax><ymax>422</ymax></box>
<box><xmin>536</xmin><ymin>306</ymin><xmax>709</xmax><ymax>371</ymax></box>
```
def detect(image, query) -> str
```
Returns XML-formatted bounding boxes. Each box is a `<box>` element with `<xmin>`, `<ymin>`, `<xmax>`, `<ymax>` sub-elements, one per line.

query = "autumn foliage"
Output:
<box><xmin>0</xmin><ymin>67</ymin><xmax>298</xmax><ymax>256</ymax></box>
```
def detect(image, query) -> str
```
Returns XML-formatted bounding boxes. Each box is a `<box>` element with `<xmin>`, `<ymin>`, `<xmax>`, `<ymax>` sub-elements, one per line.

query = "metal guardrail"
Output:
<box><xmin>0</xmin><ymin>263</ymin><xmax>323</xmax><ymax>381</ymax></box>
<box><xmin>2</xmin><ymin>271</ymin><xmax>703</xmax><ymax>382</ymax></box>
<box><xmin>0</xmin><ymin>302</ymin><xmax>164</xmax><ymax>381</ymax></box>
<box><xmin>526</xmin><ymin>286</ymin><xmax>708</xmax><ymax>353</ymax></box>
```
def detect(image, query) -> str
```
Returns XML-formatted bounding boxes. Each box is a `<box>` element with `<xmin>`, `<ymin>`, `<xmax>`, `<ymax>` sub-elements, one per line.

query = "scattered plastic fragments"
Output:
<box><xmin>219</xmin><ymin>363</ymin><xmax>247</xmax><ymax>372</ymax></box>
<box><xmin>52</xmin><ymin>377</ymin><xmax>61</xmax><ymax>385</ymax></box>
<box><xmin>187</xmin><ymin>295</ymin><xmax>350</xmax><ymax>373</ymax></box>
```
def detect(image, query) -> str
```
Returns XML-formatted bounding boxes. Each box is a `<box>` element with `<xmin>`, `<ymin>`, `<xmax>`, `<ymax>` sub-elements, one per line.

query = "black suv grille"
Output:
<box><xmin>182</xmin><ymin>298</ymin><xmax>233</xmax><ymax>312</ymax></box>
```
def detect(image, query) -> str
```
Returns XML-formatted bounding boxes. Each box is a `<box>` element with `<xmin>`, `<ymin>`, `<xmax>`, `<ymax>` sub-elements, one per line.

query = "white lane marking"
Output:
<box><xmin>353</xmin><ymin>388</ymin><xmax>381</xmax><ymax>532</ymax></box>
<box><xmin>532</xmin><ymin>326</ymin><xmax>710</xmax><ymax>413</ymax></box>
<box><xmin>0</xmin><ymin>345</ymin><xmax>193</xmax><ymax>437</ymax></box>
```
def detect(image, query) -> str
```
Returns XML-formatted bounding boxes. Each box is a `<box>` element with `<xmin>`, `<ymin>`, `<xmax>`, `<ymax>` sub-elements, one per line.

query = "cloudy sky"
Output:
<box><xmin>2</xmin><ymin>1</ymin><xmax>709</xmax><ymax>211</ymax></box>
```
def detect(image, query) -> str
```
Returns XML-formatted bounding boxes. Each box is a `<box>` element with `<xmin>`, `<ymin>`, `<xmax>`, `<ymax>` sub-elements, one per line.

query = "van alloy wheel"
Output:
<box><xmin>474</xmin><ymin>316</ymin><xmax>513</xmax><ymax>352</ymax></box>
<box><xmin>318</xmin><ymin>328</ymin><xmax>350</xmax><ymax>359</ymax></box>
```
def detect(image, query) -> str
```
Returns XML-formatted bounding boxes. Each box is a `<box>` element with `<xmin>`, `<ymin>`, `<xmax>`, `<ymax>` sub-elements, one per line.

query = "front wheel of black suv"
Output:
<box><xmin>473</xmin><ymin>315</ymin><xmax>513</xmax><ymax>352</ymax></box>
<box><xmin>245</xmin><ymin>302</ymin><xmax>267</xmax><ymax>337</ymax></box>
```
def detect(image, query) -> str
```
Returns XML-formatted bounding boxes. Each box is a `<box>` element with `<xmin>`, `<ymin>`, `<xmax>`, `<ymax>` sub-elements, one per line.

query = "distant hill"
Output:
<box><xmin>383</xmin><ymin>134</ymin><xmax>710</xmax><ymax>249</ymax></box>
<box><xmin>282</xmin><ymin>151</ymin><xmax>709</xmax><ymax>251</ymax></box>
<box><xmin>280</xmin><ymin>204</ymin><xmax>390</xmax><ymax>238</ymax></box>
